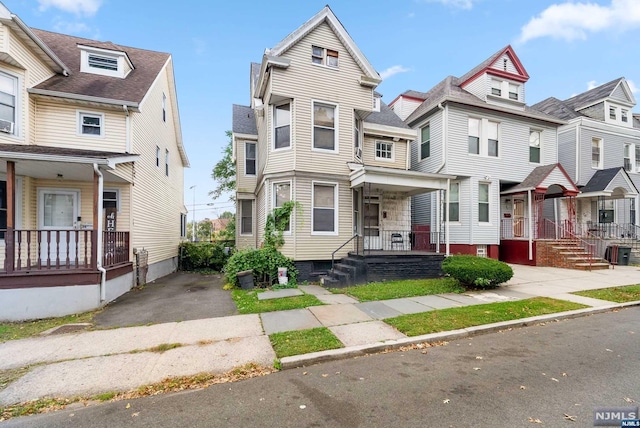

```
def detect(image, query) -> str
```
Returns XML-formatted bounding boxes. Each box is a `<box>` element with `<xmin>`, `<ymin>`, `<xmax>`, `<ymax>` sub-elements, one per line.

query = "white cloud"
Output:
<box><xmin>587</xmin><ymin>80</ymin><xmax>599</xmax><ymax>90</ymax></box>
<box><xmin>627</xmin><ymin>80</ymin><xmax>638</xmax><ymax>93</ymax></box>
<box><xmin>519</xmin><ymin>0</ymin><xmax>640</xmax><ymax>43</ymax></box>
<box><xmin>38</xmin><ymin>0</ymin><xmax>102</xmax><ymax>17</ymax></box>
<box><xmin>380</xmin><ymin>65</ymin><xmax>411</xmax><ymax>80</ymax></box>
<box><xmin>53</xmin><ymin>20</ymin><xmax>90</xmax><ymax>34</ymax></box>
<box><xmin>425</xmin><ymin>0</ymin><xmax>475</xmax><ymax>10</ymax></box>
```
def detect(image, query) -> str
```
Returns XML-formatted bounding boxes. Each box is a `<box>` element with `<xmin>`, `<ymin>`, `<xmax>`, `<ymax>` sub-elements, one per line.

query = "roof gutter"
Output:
<box><xmin>28</xmin><ymin>88</ymin><xmax>139</xmax><ymax>110</ymax></box>
<box><xmin>436</xmin><ymin>102</ymin><xmax>447</xmax><ymax>173</ymax></box>
<box><xmin>11</xmin><ymin>14</ymin><xmax>70</xmax><ymax>76</ymax></box>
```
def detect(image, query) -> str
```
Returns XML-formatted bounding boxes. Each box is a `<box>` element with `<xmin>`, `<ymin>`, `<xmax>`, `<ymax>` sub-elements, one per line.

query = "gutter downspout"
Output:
<box><xmin>435</xmin><ymin>103</ymin><xmax>447</xmax><ymax>173</ymax></box>
<box><xmin>435</xmin><ymin>189</ymin><xmax>441</xmax><ymax>253</ymax></box>
<box><xmin>575</xmin><ymin>121</ymin><xmax>581</xmax><ymax>185</ymax></box>
<box><xmin>123</xmin><ymin>105</ymin><xmax>131</xmax><ymax>153</ymax></box>
<box><xmin>528</xmin><ymin>189</ymin><xmax>533</xmax><ymax>261</ymax></box>
<box><xmin>446</xmin><ymin>178</ymin><xmax>450</xmax><ymax>256</ymax></box>
<box><xmin>93</xmin><ymin>163</ymin><xmax>106</xmax><ymax>302</ymax></box>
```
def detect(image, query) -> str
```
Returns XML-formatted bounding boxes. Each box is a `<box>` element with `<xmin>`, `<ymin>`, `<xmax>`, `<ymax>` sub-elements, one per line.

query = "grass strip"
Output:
<box><xmin>231</xmin><ymin>290</ymin><xmax>323</xmax><ymax>314</ymax></box>
<box><xmin>386</xmin><ymin>297</ymin><xmax>587</xmax><ymax>336</ymax></box>
<box><xmin>573</xmin><ymin>285</ymin><xmax>640</xmax><ymax>303</ymax></box>
<box><xmin>0</xmin><ymin>311</ymin><xmax>99</xmax><ymax>343</ymax></box>
<box><xmin>270</xmin><ymin>327</ymin><xmax>343</xmax><ymax>358</ymax></box>
<box><xmin>330</xmin><ymin>277</ymin><xmax>464</xmax><ymax>302</ymax></box>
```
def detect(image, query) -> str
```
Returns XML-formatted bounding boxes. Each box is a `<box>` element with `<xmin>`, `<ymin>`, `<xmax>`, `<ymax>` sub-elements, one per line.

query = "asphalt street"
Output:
<box><xmin>6</xmin><ymin>306</ymin><xmax>639</xmax><ymax>427</ymax></box>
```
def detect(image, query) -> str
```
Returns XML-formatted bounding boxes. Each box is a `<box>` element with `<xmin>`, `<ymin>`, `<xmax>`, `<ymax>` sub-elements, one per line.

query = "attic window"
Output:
<box><xmin>503</xmin><ymin>58</ymin><xmax>508</xmax><ymax>71</ymax></box>
<box><xmin>622</xmin><ymin>109</ymin><xmax>628</xmax><ymax>123</ymax></box>
<box><xmin>311</xmin><ymin>46</ymin><xmax>338</xmax><ymax>68</ymax></box>
<box><xmin>88</xmin><ymin>54</ymin><xmax>118</xmax><ymax>71</ymax></box>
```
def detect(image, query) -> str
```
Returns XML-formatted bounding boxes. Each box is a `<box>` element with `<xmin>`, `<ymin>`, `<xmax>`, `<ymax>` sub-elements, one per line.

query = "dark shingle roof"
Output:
<box><xmin>532</xmin><ymin>97</ymin><xmax>582</xmax><ymax>120</ymax></box>
<box><xmin>580</xmin><ymin>167</ymin><xmax>637</xmax><ymax>193</ymax></box>
<box><xmin>366</xmin><ymin>100</ymin><xmax>409</xmax><ymax>129</ymax></box>
<box><xmin>232</xmin><ymin>104</ymin><xmax>257</xmax><ymax>135</ymax></box>
<box><xmin>502</xmin><ymin>164</ymin><xmax>559</xmax><ymax>193</ymax></box>
<box><xmin>457</xmin><ymin>45</ymin><xmax>509</xmax><ymax>85</ymax></box>
<box><xmin>31</xmin><ymin>29</ymin><xmax>170</xmax><ymax>105</ymax></box>
<box><xmin>563</xmin><ymin>78</ymin><xmax>623</xmax><ymax>110</ymax></box>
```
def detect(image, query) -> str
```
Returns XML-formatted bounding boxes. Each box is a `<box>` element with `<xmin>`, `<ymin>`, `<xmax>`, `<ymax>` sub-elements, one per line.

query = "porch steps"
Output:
<box><xmin>537</xmin><ymin>239</ymin><xmax>610</xmax><ymax>270</ymax></box>
<box><xmin>320</xmin><ymin>255</ymin><xmax>367</xmax><ymax>288</ymax></box>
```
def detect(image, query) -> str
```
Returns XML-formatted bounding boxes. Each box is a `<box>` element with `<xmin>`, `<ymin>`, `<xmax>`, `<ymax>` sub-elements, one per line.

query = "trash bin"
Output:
<box><xmin>237</xmin><ymin>270</ymin><xmax>255</xmax><ymax>290</ymax></box>
<box><xmin>618</xmin><ymin>247</ymin><xmax>632</xmax><ymax>266</ymax></box>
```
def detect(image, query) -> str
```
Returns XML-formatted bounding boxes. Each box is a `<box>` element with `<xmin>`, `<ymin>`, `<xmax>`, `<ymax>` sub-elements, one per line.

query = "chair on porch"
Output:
<box><xmin>390</xmin><ymin>233</ymin><xmax>404</xmax><ymax>251</ymax></box>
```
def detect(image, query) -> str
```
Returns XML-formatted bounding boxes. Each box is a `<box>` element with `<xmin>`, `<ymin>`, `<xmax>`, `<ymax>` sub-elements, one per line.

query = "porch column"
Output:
<box><xmin>435</xmin><ymin>189</ymin><xmax>441</xmax><ymax>253</ymax></box>
<box><xmin>5</xmin><ymin>161</ymin><xmax>15</xmax><ymax>273</ymax></box>
<box><xmin>528</xmin><ymin>189</ymin><xmax>533</xmax><ymax>261</ymax></box>
<box><xmin>445</xmin><ymin>179</ymin><xmax>450</xmax><ymax>256</ymax></box>
<box><xmin>93</xmin><ymin>170</ymin><xmax>99</xmax><ymax>269</ymax></box>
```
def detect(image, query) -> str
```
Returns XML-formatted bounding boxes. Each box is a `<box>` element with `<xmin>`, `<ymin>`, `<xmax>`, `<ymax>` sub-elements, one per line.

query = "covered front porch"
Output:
<box><xmin>0</xmin><ymin>145</ymin><xmax>138</xmax><ymax>315</ymax></box>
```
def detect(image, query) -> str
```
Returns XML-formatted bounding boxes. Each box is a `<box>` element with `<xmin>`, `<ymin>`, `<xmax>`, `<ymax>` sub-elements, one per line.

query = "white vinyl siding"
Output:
<box><xmin>362</xmin><ymin>136</ymin><xmax>406</xmax><ymax>169</ymax></box>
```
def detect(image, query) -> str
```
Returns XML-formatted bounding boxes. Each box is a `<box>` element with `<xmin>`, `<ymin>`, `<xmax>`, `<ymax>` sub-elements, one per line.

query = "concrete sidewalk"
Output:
<box><xmin>1</xmin><ymin>264</ymin><xmax>639</xmax><ymax>406</ymax></box>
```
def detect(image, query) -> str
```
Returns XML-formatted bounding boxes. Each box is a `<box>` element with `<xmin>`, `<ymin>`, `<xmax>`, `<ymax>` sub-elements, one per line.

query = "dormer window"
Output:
<box><xmin>622</xmin><ymin>109</ymin><xmax>628</xmax><ymax>123</ymax></box>
<box><xmin>311</xmin><ymin>46</ymin><xmax>338</xmax><ymax>68</ymax></box>
<box><xmin>508</xmin><ymin>83</ymin><xmax>518</xmax><ymax>100</ymax></box>
<box><xmin>489</xmin><ymin>78</ymin><xmax>521</xmax><ymax>102</ymax></box>
<box><xmin>79</xmin><ymin>44</ymin><xmax>134</xmax><ymax>79</ymax></box>
<box><xmin>491</xmin><ymin>79</ymin><xmax>501</xmax><ymax>96</ymax></box>
<box><xmin>609</xmin><ymin>106</ymin><xmax>617</xmax><ymax>120</ymax></box>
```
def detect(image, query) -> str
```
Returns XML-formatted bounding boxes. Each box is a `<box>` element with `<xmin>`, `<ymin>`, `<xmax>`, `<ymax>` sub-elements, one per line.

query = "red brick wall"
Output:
<box><xmin>499</xmin><ymin>240</ymin><xmax>536</xmax><ymax>266</ymax></box>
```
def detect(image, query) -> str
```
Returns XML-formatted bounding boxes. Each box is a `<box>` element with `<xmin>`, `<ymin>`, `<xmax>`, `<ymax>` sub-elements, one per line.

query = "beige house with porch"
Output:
<box><xmin>0</xmin><ymin>3</ymin><xmax>189</xmax><ymax>321</ymax></box>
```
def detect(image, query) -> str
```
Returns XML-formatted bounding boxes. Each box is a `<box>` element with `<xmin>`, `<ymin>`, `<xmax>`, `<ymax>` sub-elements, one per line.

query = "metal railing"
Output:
<box><xmin>538</xmin><ymin>219</ymin><xmax>597</xmax><ymax>269</ymax></box>
<box><xmin>331</xmin><ymin>234</ymin><xmax>359</xmax><ymax>271</ymax></box>
<box><xmin>356</xmin><ymin>230</ymin><xmax>444</xmax><ymax>254</ymax></box>
<box><xmin>500</xmin><ymin>218</ymin><xmax>530</xmax><ymax>239</ymax></box>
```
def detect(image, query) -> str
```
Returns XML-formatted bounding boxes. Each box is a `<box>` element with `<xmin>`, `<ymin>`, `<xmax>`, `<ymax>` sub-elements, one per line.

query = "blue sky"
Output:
<box><xmin>8</xmin><ymin>0</ymin><xmax>640</xmax><ymax>220</ymax></box>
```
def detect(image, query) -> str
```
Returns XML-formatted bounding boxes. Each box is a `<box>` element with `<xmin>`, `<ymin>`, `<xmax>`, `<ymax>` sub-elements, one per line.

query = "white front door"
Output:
<box><xmin>39</xmin><ymin>190</ymin><xmax>79</xmax><ymax>263</ymax></box>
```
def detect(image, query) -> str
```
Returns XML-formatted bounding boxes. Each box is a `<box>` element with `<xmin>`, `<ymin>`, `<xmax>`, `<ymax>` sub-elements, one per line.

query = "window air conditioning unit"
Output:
<box><xmin>0</xmin><ymin>119</ymin><xmax>14</xmax><ymax>134</ymax></box>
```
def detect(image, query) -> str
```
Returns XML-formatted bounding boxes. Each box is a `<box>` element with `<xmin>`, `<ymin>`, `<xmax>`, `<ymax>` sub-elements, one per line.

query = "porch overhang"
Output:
<box><xmin>577</xmin><ymin>167</ymin><xmax>638</xmax><ymax>199</ymax></box>
<box><xmin>500</xmin><ymin>163</ymin><xmax>579</xmax><ymax>196</ymax></box>
<box><xmin>349</xmin><ymin>165</ymin><xmax>455</xmax><ymax>196</ymax></box>
<box><xmin>0</xmin><ymin>144</ymin><xmax>139</xmax><ymax>183</ymax></box>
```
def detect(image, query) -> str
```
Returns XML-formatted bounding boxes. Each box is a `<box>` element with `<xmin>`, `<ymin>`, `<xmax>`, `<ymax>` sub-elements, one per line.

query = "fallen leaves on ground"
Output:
<box><xmin>563</xmin><ymin>413</ymin><xmax>577</xmax><ymax>421</ymax></box>
<box><xmin>528</xmin><ymin>417</ymin><xmax>543</xmax><ymax>423</ymax></box>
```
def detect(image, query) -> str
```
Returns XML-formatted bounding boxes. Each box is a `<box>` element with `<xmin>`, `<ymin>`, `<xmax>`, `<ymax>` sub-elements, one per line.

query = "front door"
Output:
<box><xmin>364</xmin><ymin>199</ymin><xmax>381</xmax><ymax>250</ymax></box>
<box><xmin>513</xmin><ymin>197</ymin><xmax>525</xmax><ymax>238</ymax></box>
<box><xmin>39</xmin><ymin>190</ymin><xmax>79</xmax><ymax>263</ymax></box>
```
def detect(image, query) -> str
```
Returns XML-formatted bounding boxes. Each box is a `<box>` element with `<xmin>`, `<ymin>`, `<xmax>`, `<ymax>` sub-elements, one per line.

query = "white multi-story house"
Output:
<box><xmin>391</xmin><ymin>46</ymin><xmax>581</xmax><ymax>266</ymax></box>
<box><xmin>0</xmin><ymin>3</ymin><xmax>189</xmax><ymax>320</ymax></box>
<box><xmin>232</xmin><ymin>6</ymin><xmax>454</xmax><ymax>285</ymax></box>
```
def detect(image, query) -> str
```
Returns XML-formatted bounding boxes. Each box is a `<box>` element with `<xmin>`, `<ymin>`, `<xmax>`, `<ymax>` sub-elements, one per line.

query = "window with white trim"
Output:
<box><xmin>313</xmin><ymin>102</ymin><xmax>337</xmax><ymax>151</ymax></box>
<box><xmin>180</xmin><ymin>213</ymin><xmax>187</xmax><ymax>238</ymax></box>
<box><xmin>312</xmin><ymin>182</ymin><xmax>337</xmax><ymax>233</ymax></box>
<box><xmin>624</xmin><ymin>144</ymin><xmax>632</xmax><ymax>172</ymax></box>
<box><xmin>487</xmin><ymin>121</ymin><xmax>499</xmax><ymax>157</ymax></box>
<box><xmin>508</xmin><ymin>83</ymin><xmax>519</xmax><ymax>100</ymax></box>
<box><xmin>468</xmin><ymin>118</ymin><xmax>480</xmax><ymax>155</ymax></box>
<box><xmin>240</xmin><ymin>199</ymin><xmax>253</xmax><ymax>235</ymax></box>
<box><xmin>491</xmin><ymin>79</ymin><xmax>501</xmax><ymax>96</ymax></box>
<box><xmin>592</xmin><ymin>137</ymin><xmax>602</xmax><ymax>169</ymax></box>
<box><xmin>311</xmin><ymin>46</ymin><xmax>338</xmax><ymax>68</ymax></box>
<box><xmin>354</xmin><ymin>116</ymin><xmax>361</xmax><ymax>159</ymax></box>
<box><xmin>636</xmin><ymin>145</ymin><xmax>640</xmax><ymax>172</ymax></box>
<box><xmin>165</xmin><ymin>149</ymin><xmax>169</xmax><ymax>176</ymax></box>
<box><xmin>273</xmin><ymin>103</ymin><xmax>290</xmax><ymax>149</ymax></box>
<box><xmin>375</xmin><ymin>141</ymin><xmax>393</xmax><ymax>160</ymax></box>
<box><xmin>245</xmin><ymin>142</ymin><xmax>256</xmax><ymax>176</ymax></box>
<box><xmin>273</xmin><ymin>182</ymin><xmax>291</xmax><ymax>232</ymax></box>
<box><xmin>156</xmin><ymin>145</ymin><xmax>160</xmax><ymax>167</ymax></box>
<box><xmin>478</xmin><ymin>183</ymin><xmax>490</xmax><ymax>223</ymax></box>
<box><xmin>420</xmin><ymin>124</ymin><xmax>430</xmax><ymax>159</ymax></box>
<box><xmin>0</xmin><ymin>71</ymin><xmax>17</xmax><ymax>135</ymax></box>
<box><xmin>609</xmin><ymin>106</ymin><xmax>617</xmax><ymax>120</ymax></box>
<box><xmin>162</xmin><ymin>92</ymin><xmax>166</xmax><ymax>123</ymax></box>
<box><xmin>0</xmin><ymin>180</ymin><xmax>6</xmax><ymax>239</ymax></box>
<box><xmin>78</xmin><ymin>112</ymin><xmax>103</xmax><ymax>136</ymax></box>
<box><xmin>88</xmin><ymin>53</ymin><xmax>118</xmax><ymax>71</ymax></box>
<box><xmin>622</xmin><ymin>109</ymin><xmax>628</xmax><ymax>123</ymax></box>
<box><xmin>529</xmin><ymin>130</ymin><xmax>541</xmax><ymax>163</ymax></box>
<box><xmin>449</xmin><ymin>182</ymin><xmax>460</xmax><ymax>222</ymax></box>
<box><xmin>103</xmin><ymin>190</ymin><xmax>119</xmax><ymax>210</ymax></box>
<box><xmin>488</xmin><ymin>78</ymin><xmax>520</xmax><ymax>102</ymax></box>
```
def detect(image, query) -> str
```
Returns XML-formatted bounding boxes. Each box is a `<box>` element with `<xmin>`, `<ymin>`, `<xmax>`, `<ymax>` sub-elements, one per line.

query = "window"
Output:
<box><xmin>274</xmin><ymin>104</ymin><xmax>290</xmax><ymax>149</ymax></box>
<box><xmin>273</xmin><ymin>182</ymin><xmax>291</xmax><ymax>232</ymax></box>
<box><xmin>420</xmin><ymin>124</ymin><xmax>430</xmax><ymax>159</ymax></box>
<box><xmin>624</xmin><ymin>144</ymin><xmax>632</xmax><ymax>172</ymax></box>
<box><xmin>165</xmin><ymin>149</ymin><xmax>169</xmax><ymax>176</ymax></box>
<box><xmin>631</xmin><ymin>200</ymin><xmax>636</xmax><ymax>226</ymax></box>
<box><xmin>636</xmin><ymin>145</ymin><xmax>640</xmax><ymax>172</ymax></box>
<box><xmin>375</xmin><ymin>141</ymin><xmax>393</xmax><ymax>160</ymax></box>
<box><xmin>156</xmin><ymin>146</ymin><xmax>160</xmax><ymax>167</ymax></box>
<box><xmin>508</xmin><ymin>83</ymin><xmax>518</xmax><ymax>100</ymax></box>
<box><xmin>103</xmin><ymin>190</ymin><xmax>118</xmax><ymax>210</ymax></box>
<box><xmin>312</xmin><ymin>183</ymin><xmax>337</xmax><ymax>233</ymax></box>
<box><xmin>245</xmin><ymin>142</ymin><xmax>256</xmax><ymax>176</ymax></box>
<box><xmin>598</xmin><ymin>199</ymin><xmax>614</xmax><ymax>223</ymax></box>
<box><xmin>88</xmin><ymin>54</ymin><xmax>118</xmax><ymax>71</ymax></box>
<box><xmin>240</xmin><ymin>200</ymin><xmax>253</xmax><ymax>234</ymax></box>
<box><xmin>354</xmin><ymin>117</ymin><xmax>361</xmax><ymax>158</ymax></box>
<box><xmin>162</xmin><ymin>92</ymin><xmax>166</xmax><ymax>123</ymax></box>
<box><xmin>79</xmin><ymin>112</ymin><xmax>103</xmax><ymax>136</ymax></box>
<box><xmin>622</xmin><ymin>109</ymin><xmax>628</xmax><ymax>123</ymax></box>
<box><xmin>449</xmin><ymin>182</ymin><xmax>460</xmax><ymax>222</ymax></box>
<box><xmin>478</xmin><ymin>183</ymin><xmax>489</xmax><ymax>223</ymax></box>
<box><xmin>491</xmin><ymin>79</ymin><xmax>501</xmax><ymax>96</ymax></box>
<box><xmin>487</xmin><ymin>121</ymin><xmax>499</xmax><ymax>157</ymax></box>
<box><xmin>529</xmin><ymin>130</ymin><xmax>541</xmax><ymax>163</ymax></box>
<box><xmin>0</xmin><ymin>71</ymin><xmax>17</xmax><ymax>135</ymax></box>
<box><xmin>311</xmin><ymin>46</ymin><xmax>338</xmax><ymax>68</ymax></box>
<box><xmin>592</xmin><ymin>137</ymin><xmax>602</xmax><ymax>169</ymax></box>
<box><xmin>313</xmin><ymin>102</ymin><xmax>336</xmax><ymax>151</ymax></box>
<box><xmin>468</xmin><ymin>118</ymin><xmax>480</xmax><ymax>155</ymax></box>
<box><xmin>609</xmin><ymin>106</ymin><xmax>616</xmax><ymax>120</ymax></box>
<box><xmin>180</xmin><ymin>213</ymin><xmax>187</xmax><ymax>238</ymax></box>
<box><xmin>0</xmin><ymin>180</ymin><xmax>6</xmax><ymax>239</ymax></box>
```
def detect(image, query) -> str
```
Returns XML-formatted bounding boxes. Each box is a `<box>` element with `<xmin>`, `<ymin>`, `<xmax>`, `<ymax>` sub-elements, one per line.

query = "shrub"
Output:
<box><xmin>224</xmin><ymin>247</ymin><xmax>298</xmax><ymax>288</ymax></box>
<box><xmin>441</xmin><ymin>255</ymin><xmax>513</xmax><ymax>289</ymax></box>
<box><xmin>179</xmin><ymin>241</ymin><xmax>232</xmax><ymax>272</ymax></box>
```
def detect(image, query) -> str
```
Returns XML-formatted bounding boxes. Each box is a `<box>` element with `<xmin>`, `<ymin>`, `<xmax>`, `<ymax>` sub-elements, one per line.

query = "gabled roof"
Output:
<box><xmin>365</xmin><ymin>100</ymin><xmax>410</xmax><ymax>129</ymax></box>
<box><xmin>562</xmin><ymin>77</ymin><xmax>634</xmax><ymax>111</ymax></box>
<box><xmin>232</xmin><ymin>104</ymin><xmax>257</xmax><ymax>136</ymax></box>
<box><xmin>580</xmin><ymin>167</ymin><xmax>638</xmax><ymax>196</ymax></box>
<box><xmin>30</xmin><ymin>29</ymin><xmax>170</xmax><ymax>107</ymax></box>
<box><xmin>458</xmin><ymin>45</ymin><xmax>529</xmax><ymax>87</ymax></box>
<box><xmin>501</xmin><ymin>163</ymin><xmax>579</xmax><ymax>195</ymax></box>
<box><xmin>531</xmin><ymin>97</ymin><xmax>582</xmax><ymax>121</ymax></box>
<box><xmin>267</xmin><ymin>5</ymin><xmax>380</xmax><ymax>83</ymax></box>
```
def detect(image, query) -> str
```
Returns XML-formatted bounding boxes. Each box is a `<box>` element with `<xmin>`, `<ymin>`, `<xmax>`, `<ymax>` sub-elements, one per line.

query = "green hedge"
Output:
<box><xmin>224</xmin><ymin>247</ymin><xmax>298</xmax><ymax>288</ymax></box>
<box><xmin>179</xmin><ymin>241</ymin><xmax>231</xmax><ymax>272</ymax></box>
<box><xmin>441</xmin><ymin>255</ymin><xmax>513</xmax><ymax>289</ymax></box>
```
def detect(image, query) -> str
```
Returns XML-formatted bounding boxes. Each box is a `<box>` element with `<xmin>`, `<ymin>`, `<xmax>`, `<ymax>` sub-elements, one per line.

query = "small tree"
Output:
<box><xmin>209</xmin><ymin>131</ymin><xmax>235</xmax><ymax>201</ymax></box>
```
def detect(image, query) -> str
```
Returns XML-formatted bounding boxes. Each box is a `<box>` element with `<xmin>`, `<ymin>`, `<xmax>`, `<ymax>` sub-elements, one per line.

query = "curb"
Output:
<box><xmin>279</xmin><ymin>301</ymin><xmax>640</xmax><ymax>370</ymax></box>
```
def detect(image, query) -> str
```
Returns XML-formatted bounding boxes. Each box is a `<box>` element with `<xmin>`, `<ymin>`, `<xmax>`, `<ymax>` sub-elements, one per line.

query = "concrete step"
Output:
<box><xmin>320</xmin><ymin>276</ymin><xmax>340</xmax><ymax>287</ymax></box>
<box><xmin>334</xmin><ymin>263</ymin><xmax>356</xmax><ymax>278</ymax></box>
<box><xmin>574</xmin><ymin>262</ymin><xmax>610</xmax><ymax>270</ymax></box>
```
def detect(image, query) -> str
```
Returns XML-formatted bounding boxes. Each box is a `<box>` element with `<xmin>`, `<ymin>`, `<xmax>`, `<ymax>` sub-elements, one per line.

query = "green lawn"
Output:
<box><xmin>0</xmin><ymin>311</ymin><xmax>98</xmax><ymax>343</ymax></box>
<box><xmin>269</xmin><ymin>327</ymin><xmax>343</xmax><ymax>358</ymax></box>
<box><xmin>573</xmin><ymin>285</ymin><xmax>640</xmax><ymax>303</ymax></box>
<box><xmin>386</xmin><ymin>297</ymin><xmax>587</xmax><ymax>336</ymax></box>
<box><xmin>330</xmin><ymin>277</ymin><xmax>464</xmax><ymax>302</ymax></box>
<box><xmin>231</xmin><ymin>289</ymin><xmax>324</xmax><ymax>314</ymax></box>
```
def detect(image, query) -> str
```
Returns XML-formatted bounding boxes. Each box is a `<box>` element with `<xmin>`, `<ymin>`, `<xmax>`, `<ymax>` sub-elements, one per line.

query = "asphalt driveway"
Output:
<box><xmin>92</xmin><ymin>272</ymin><xmax>238</xmax><ymax>328</ymax></box>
